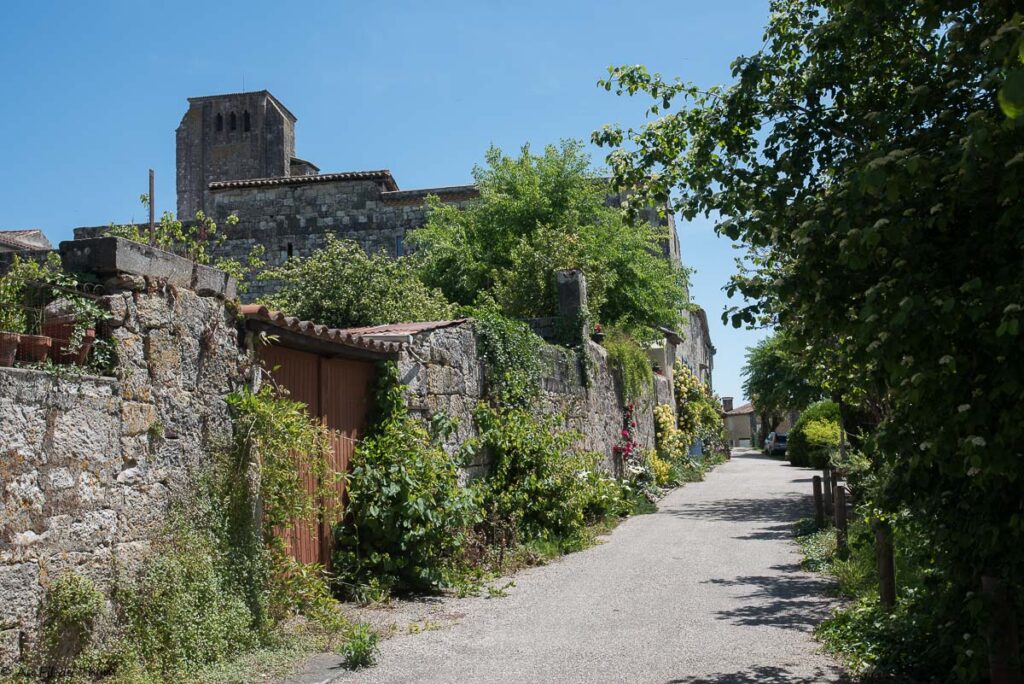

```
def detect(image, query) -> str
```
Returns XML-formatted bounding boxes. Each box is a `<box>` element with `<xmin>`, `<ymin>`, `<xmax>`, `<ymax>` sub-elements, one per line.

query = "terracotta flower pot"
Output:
<box><xmin>0</xmin><ymin>332</ymin><xmax>19</xmax><ymax>367</ymax></box>
<box><xmin>16</xmin><ymin>335</ymin><xmax>51</xmax><ymax>363</ymax></box>
<box><xmin>75</xmin><ymin>329</ymin><xmax>97</xmax><ymax>365</ymax></box>
<box><xmin>42</xmin><ymin>318</ymin><xmax>77</xmax><ymax>364</ymax></box>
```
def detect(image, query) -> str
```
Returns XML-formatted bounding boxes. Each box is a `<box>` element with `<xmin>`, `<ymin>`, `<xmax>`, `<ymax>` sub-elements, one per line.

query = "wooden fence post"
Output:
<box><xmin>822</xmin><ymin>468</ymin><xmax>833</xmax><ymax>517</ymax></box>
<box><xmin>982</xmin><ymin>576</ymin><xmax>1023</xmax><ymax>684</ymax></box>
<box><xmin>830</xmin><ymin>470</ymin><xmax>839</xmax><ymax>515</ymax></box>
<box><xmin>835</xmin><ymin>485</ymin><xmax>848</xmax><ymax>556</ymax></box>
<box><xmin>812</xmin><ymin>476</ymin><xmax>825</xmax><ymax>529</ymax></box>
<box><xmin>874</xmin><ymin>518</ymin><xmax>896</xmax><ymax>609</ymax></box>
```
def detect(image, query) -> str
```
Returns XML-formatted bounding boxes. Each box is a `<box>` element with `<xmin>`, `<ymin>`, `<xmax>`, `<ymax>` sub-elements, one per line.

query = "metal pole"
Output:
<box><xmin>148</xmin><ymin>168</ymin><xmax>155</xmax><ymax>245</ymax></box>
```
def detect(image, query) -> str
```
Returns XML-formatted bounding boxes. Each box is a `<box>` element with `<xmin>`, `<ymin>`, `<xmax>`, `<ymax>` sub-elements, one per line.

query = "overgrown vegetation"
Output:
<box><xmin>106</xmin><ymin>195</ymin><xmax>265</xmax><ymax>294</ymax></box>
<box><xmin>796</xmin><ymin>513</ymin><xmax>956</xmax><ymax>681</ymax></box>
<box><xmin>258</xmin><ymin>235</ymin><xmax>454</xmax><ymax>328</ymax></box>
<box><xmin>786</xmin><ymin>400</ymin><xmax>841</xmax><ymax>468</ymax></box>
<box><xmin>741</xmin><ymin>333</ymin><xmax>821</xmax><ymax>445</ymax></box>
<box><xmin>602</xmin><ymin>329</ymin><xmax>653</xmax><ymax>402</ymax></box>
<box><xmin>0</xmin><ymin>253</ymin><xmax>109</xmax><ymax>372</ymax></box>
<box><xmin>13</xmin><ymin>383</ymin><xmax>375</xmax><ymax>683</ymax></box>
<box><xmin>409</xmin><ymin>141</ymin><xmax>689</xmax><ymax>342</ymax></box>
<box><xmin>597</xmin><ymin>2</ymin><xmax>1024</xmax><ymax>677</ymax></box>
<box><xmin>334</xmin><ymin>363</ymin><xmax>478</xmax><ymax>599</ymax></box>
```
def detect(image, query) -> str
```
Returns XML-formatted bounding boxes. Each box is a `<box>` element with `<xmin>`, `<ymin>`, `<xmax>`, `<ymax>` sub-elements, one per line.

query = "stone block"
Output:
<box><xmin>58</xmin><ymin>237</ymin><xmax>236</xmax><ymax>298</ymax></box>
<box><xmin>60</xmin><ymin>237</ymin><xmax>193</xmax><ymax>288</ymax></box>
<box><xmin>121</xmin><ymin>402</ymin><xmax>158</xmax><ymax>437</ymax></box>
<box><xmin>0</xmin><ymin>562</ymin><xmax>39</xmax><ymax>626</ymax></box>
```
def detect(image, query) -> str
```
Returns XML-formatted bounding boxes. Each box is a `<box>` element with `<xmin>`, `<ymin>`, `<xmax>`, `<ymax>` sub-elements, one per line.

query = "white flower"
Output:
<box><xmin>957</xmin><ymin>404</ymin><xmax>970</xmax><ymax>413</ymax></box>
<box><xmin>968</xmin><ymin>436</ymin><xmax>986</xmax><ymax>447</ymax></box>
<box><xmin>919</xmin><ymin>441</ymin><xmax>931</xmax><ymax>451</ymax></box>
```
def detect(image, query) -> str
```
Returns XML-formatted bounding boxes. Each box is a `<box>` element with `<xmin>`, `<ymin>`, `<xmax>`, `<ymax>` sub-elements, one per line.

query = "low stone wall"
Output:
<box><xmin>0</xmin><ymin>270</ymin><xmax>249</xmax><ymax>669</ymax></box>
<box><xmin>397</xmin><ymin>323</ymin><xmax>669</xmax><ymax>479</ymax></box>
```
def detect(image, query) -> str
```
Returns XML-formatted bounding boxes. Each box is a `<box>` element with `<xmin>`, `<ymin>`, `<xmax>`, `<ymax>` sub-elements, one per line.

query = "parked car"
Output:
<box><xmin>764</xmin><ymin>432</ymin><xmax>788</xmax><ymax>457</ymax></box>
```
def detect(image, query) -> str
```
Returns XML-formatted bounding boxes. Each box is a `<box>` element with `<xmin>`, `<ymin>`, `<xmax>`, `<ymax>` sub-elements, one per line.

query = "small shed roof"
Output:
<box><xmin>240</xmin><ymin>305</ymin><xmax>404</xmax><ymax>360</ymax></box>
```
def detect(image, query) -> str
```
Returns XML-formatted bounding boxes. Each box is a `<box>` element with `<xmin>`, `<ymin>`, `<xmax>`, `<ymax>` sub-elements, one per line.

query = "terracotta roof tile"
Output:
<box><xmin>240</xmin><ymin>304</ymin><xmax>404</xmax><ymax>356</ymax></box>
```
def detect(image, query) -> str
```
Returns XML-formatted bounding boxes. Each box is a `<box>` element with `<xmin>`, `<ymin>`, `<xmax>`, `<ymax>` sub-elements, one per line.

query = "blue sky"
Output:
<box><xmin>0</xmin><ymin>0</ymin><xmax>770</xmax><ymax>402</ymax></box>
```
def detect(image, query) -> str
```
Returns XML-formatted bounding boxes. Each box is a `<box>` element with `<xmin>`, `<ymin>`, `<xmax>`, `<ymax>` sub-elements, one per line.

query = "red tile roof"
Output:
<box><xmin>239</xmin><ymin>305</ymin><xmax>404</xmax><ymax>356</ymax></box>
<box><xmin>209</xmin><ymin>170</ymin><xmax>398</xmax><ymax>191</ymax></box>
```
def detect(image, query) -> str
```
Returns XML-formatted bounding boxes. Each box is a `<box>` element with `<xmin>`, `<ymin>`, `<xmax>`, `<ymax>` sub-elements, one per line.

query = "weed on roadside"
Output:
<box><xmin>338</xmin><ymin>624</ymin><xmax>379</xmax><ymax>670</ymax></box>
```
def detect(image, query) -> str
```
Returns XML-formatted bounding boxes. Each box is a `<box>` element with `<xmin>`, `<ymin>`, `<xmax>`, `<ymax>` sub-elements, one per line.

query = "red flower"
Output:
<box><xmin>621</xmin><ymin>430</ymin><xmax>629</xmax><ymax>438</ymax></box>
<box><xmin>631</xmin><ymin>421</ymin><xmax>637</xmax><ymax>427</ymax></box>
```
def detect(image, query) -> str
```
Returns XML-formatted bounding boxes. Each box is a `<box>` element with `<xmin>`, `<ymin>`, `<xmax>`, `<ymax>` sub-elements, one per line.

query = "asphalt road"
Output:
<box><xmin>295</xmin><ymin>449</ymin><xmax>845</xmax><ymax>683</ymax></box>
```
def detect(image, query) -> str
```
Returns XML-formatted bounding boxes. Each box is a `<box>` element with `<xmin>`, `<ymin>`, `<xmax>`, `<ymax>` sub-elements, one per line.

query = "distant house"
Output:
<box><xmin>0</xmin><ymin>229</ymin><xmax>51</xmax><ymax>253</ymax></box>
<box><xmin>722</xmin><ymin>398</ymin><xmax>757</xmax><ymax>448</ymax></box>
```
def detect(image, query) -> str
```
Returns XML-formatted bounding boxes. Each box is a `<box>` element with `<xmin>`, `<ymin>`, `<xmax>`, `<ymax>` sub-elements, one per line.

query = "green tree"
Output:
<box><xmin>409</xmin><ymin>141</ymin><xmax>689</xmax><ymax>341</ymax></box>
<box><xmin>595</xmin><ymin>2</ymin><xmax>1024</xmax><ymax>679</ymax></box>
<box><xmin>258</xmin><ymin>236</ymin><xmax>454</xmax><ymax>328</ymax></box>
<box><xmin>741</xmin><ymin>334</ymin><xmax>820</xmax><ymax>444</ymax></box>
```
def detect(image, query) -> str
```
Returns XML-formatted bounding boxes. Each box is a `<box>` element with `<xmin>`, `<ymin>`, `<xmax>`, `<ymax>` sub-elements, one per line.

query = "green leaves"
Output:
<box><xmin>410</xmin><ymin>141</ymin><xmax>689</xmax><ymax>342</ymax></box>
<box><xmin>259</xmin><ymin>236</ymin><xmax>454</xmax><ymax>328</ymax></box>
<box><xmin>597</xmin><ymin>2</ymin><xmax>1024</xmax><ymax>676</ymax></box>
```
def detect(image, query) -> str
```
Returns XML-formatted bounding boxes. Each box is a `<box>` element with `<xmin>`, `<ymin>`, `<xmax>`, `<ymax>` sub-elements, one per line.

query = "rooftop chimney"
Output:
<box><xmin>722</xmin><ymin>397</ymin><xmax>734</xmax><ymax>413</ymax></box>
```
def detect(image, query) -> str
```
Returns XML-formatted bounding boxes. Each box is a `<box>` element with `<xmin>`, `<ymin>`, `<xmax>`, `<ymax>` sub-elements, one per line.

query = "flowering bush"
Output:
<box><xmin>614</xmin><ymin>404</ymin><xmax>658</xmax><ymax>499</ymax></box>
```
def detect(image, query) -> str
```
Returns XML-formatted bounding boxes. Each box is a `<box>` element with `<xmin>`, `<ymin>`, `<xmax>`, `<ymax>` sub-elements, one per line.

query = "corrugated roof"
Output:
<box><xmin>336</xmin><ymin>319</ymin><xmax>469</xmax><ymax>338</ymax></box>
<box><xmin>209</xmin><ymin>170</ymin><xmax>398</xmax><ymax>191</ymax></box>
<box><xmin>240</xmin><ymin>305</ymin><xmax>404</xmax><ymax>356</ymax></box>
<box><xmin>726</xmin><ymin>402</ymin><xmax>755</xmax><ymax>416</ymax></box>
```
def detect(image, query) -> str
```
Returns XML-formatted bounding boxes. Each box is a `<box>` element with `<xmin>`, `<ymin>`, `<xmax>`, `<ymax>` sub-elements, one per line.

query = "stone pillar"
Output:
<box><xmin>555</xmin><ymin>269</ymin><xmax>588</xmax><ymax>346</ymax></box>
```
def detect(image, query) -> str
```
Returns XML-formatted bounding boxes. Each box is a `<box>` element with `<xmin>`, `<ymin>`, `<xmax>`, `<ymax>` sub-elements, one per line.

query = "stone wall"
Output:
<box><xmin>0</xmin><ymin>256</ymin><xmax>249</xmax><ymax>669</ymax></box>
<box><xmin>206</xmin><ymin>180</ymin><xmax>477</xmax><ymax>300</ymax></box>
<box><xmin>397</xmin><ymin>323</ymin><xmax>669</xmax><ymax>480</ymax></box>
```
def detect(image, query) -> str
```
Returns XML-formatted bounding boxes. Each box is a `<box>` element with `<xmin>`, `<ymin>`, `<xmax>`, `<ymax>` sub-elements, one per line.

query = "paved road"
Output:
<box><xmin>296</xmin><ymin>450</ymin><xmax>845</xmax><ymax>683</ymax></box>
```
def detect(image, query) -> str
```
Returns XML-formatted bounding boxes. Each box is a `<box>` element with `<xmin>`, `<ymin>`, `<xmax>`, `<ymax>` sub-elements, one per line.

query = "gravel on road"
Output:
<box><xmin>287</xmin><ymin>449</ymin><xmax>845</xmax><ymax>684</ymax></box>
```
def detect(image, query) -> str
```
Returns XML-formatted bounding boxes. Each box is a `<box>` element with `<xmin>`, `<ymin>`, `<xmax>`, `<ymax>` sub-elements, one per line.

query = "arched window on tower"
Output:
<box><xmin>229</xmin><ymin>112</ymin><xmax>237</xmax><ymax>131</ymax></box>
<box><xmin>215</xmin><ymin>113</ymin><xmax>223</xmax><ymax>132</ymax></box>
<box><xmin>243</xmin><ymin>110</ymin><xmax>251</xmax><ymax>132</ymax></box>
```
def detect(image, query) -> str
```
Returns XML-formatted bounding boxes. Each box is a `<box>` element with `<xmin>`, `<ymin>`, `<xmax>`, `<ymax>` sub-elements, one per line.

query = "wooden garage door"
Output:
<box><xmin>258</xmin><ymin>345</ymin><xmax>376</xmax><ymax>568</ymax></box>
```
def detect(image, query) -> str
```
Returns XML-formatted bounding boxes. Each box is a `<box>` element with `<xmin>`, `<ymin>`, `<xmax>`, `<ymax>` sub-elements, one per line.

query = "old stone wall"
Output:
<box><xmin>207</xmin><ymin>180</ymin><xmax>476</xmax><ymax>300</ymax></box>
<box><xmin>396</xmin><ymin>323</ymin><xmax>668</xmax><ymax>479</ymax></box>
<box><xmin>0</xmin><ymin>281</ymin><xmax>249</xmax><ymax>669</ymax></box>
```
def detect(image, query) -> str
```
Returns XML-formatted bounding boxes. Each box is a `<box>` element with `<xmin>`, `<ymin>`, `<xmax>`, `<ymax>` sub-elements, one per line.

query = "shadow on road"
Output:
<box><xmin>666</xmin><ymin>664</ymin><xmax>848</xmax><ymax>683</ymax></box>
<box><xmin>665</xmin><ymin>493</ymin><xmax>810</xmax><ymax>525</ymax></box>
<box><xmin>704</xmin><ymin>566</ymin><xmax>836</xmax><ymax>630</ymax></box>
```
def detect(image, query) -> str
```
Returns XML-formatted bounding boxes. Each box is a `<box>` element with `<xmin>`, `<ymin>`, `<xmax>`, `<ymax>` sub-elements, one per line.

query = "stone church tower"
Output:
<box><xmin>175</xmin><ymin>91</ymin><xmax>317</xmax><ymax>219</ymax></box>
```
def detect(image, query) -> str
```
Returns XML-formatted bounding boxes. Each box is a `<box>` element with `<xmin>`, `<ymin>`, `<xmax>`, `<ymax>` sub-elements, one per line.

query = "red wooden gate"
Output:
<box><xmin>259</xmin><ymin>345</ymin><xmax>376</xmax><ymax>568</ymax></box>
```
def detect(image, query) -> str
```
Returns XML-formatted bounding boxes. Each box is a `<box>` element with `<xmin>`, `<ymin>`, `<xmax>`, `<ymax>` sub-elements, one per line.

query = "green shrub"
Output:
<box><xmin>117</xmin><ymin>525</ymin><xmax>258</xmax><ymax>677</ymax></box>
<box><xmin>334</xmin><ymin>363</ymin><xmax>479</xmax><ymax>598</ymax></box>
<box><xmin>259</xmin><ymin>235</ymin><xmax>453</xmax><ymax>328</ymax></box>
<box><xmin>33</xmin><ymin>572</ymin><xmax>106</xmax><ymax>677</ymax></box>
<box><xmin>473</xmin><ymin>405</ymin><xmax>616</xmax><ymax>546</ymax></box>
<box><xmin>474</xmin><ymin>310</ymin><xmax>542</xmax><ymax>408</ymax></box>
<box><xmin>787</xmin><ymin>400</ymin><xmax>840</xmax><ymax>467</ymax></box>
<box><xmin>338</xmin><ymin>624</ymin><xmax>379</xmax><ymax>670</ymax></box>
<box><xmin>603</xmin><ymin>330</ymin><xmax>653</xmax><ymax>402</ymax></box>
<box><xmin>408</xmin><ymin>141</ymin><xmax>690</xmax><ymax>342</ymax></box>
